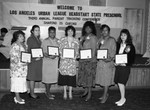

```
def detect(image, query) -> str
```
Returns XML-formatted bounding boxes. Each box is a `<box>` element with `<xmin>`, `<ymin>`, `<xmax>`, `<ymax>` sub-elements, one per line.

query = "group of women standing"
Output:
<box><xmin>9</xmin><ymin>21</ymin><xmax>135</xmax><ymax>107</ymax></box>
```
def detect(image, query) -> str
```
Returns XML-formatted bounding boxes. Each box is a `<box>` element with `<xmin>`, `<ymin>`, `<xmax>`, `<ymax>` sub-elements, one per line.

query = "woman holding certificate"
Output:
<box><xmin>114</xmin><ymin>29</ymin><xmax>135</xmax><ymax>106</ymax></box>
<box><xmin>10</xmin><ymin>30</ymin><xmax>27</xmax><ymax>104</ymax></box>
<box><xmin>27</xmin><ymin>25</ymin><xmax>42</xmax><ymax>99</ymax></box>
<box><xmin>58</xmin><ymin>25</ymin><xmax>79</xmax><ymax>100</ymax></box>
<box><xmin>41</xmin><ymin>26</ymin><xmax>59</xmax><ymax>100</ymax></box>
<box><xmin>78</xmin><ymin>21</ymin><xmax>97</xmax><ymax>101</ymax></box>
<box><xmin>96</xmin><ymin>24</ymin><xmax>116</xmax><ymax>103</ymax></box>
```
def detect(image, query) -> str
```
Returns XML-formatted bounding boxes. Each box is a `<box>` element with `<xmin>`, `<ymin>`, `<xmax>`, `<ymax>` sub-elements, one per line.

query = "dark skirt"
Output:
<box><xmin>58</xmin><ymin>73</ymin><xmax>76</xmax><ymax>87</ymax></box>
<box><xmin>77</xmin><ymin>60</ymin><xmax>97</xmax><ymax>87</ymax></box>
<box><xmin>114</xmin><ymin>66</ymin><xmax>131</xmax><ymax>85</ymax></box>
<box><xmin>27</xmin><ymin>59</ymin><xmax>42</xmax><ymax>81</ymax></box>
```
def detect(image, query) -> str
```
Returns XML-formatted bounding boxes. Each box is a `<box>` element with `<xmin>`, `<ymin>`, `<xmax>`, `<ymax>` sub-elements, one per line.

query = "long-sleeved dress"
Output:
<box><xmin>96</xmin><ymin>36</ymin><xmax>116</xmax><ymax>86</ymax></box>
<box><xmin>27</xmin><ymin>35</ymin><xmax>42</xmax><ymax>81</ymax></box>
<box><xmin>10</xmin><ymin>43</ymin><xmax>27</xmax><ymax>92</ymax></box>
<box><xmin>41</xmin><ymin>37</ymin><xmax>59</xmax><ymax>84</ymax></box>
<box><xmin>58</xmin><ymin>37</ymin><xmax>79</xmax><ymax>87</ymax></box>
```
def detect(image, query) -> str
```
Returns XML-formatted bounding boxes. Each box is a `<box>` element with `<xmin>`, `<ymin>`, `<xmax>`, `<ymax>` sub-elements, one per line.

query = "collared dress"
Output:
<box><xmin>41</xmin><ymin>37</ymin><xmax>59</xmax><ymax>84</ymax></box>
<box><xmin>96</xmin><ymin>36</ymin><xmax>116</xmax><ymax>86</ymax></box>
<box><xmin>10</xmin><ymin>43</ymin><xmax>27</xmax><ymax>92</ymax></box>
<box><xmin>27</xmin><ymin>35</ymin><xmax>42</xmax><ymax>81</ymax></box>
<box><xmin>58</xmin><ymin>37</ymin><xmax>79</xmax><ymax>87</ymax></box>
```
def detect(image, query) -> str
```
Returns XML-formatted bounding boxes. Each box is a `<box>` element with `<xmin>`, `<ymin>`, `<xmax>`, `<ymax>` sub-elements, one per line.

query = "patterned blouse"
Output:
<box><xmin>58</xmin><ymin>37</ymin><xmax>79</xmax><ymax>76</ymax></box>
<box><xmin>10</xmin><ymin>43</ymin><xmax>27</xmax><ymax>78</ymax></box>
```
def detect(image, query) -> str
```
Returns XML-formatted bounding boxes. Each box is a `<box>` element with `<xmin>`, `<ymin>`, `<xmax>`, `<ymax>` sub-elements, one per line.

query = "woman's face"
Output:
<box><xmin>32</xmin><ymin>27</ymin><xmax>40</xmax><ymax>37</ymax></box>
<box><xmin>121</xmin><ymin>33</ymin><xmax>127</xmax><ymax>42</ymax></box>
<box><xmin>18</xmin><ymin>34</ymin><xmax>25</xmax><ymax>43</ymax></box>
<box><xmin>85</xmin><ymin>26</ymin><xmax>92</xmax><ymax>34</ymax></box>
<box><xmin>102</xmin><ymin>27</ymin><xmax>109</xmax><ymax>37</ymax></box>
<box><xmin>49</xmin><ymin>30</ymin><xmax>55</xmax><ymax>39</ymax></box>
<box><xmin>67</xmin><ymin>29</ymin><xmax>74</xmax><ymax>37</ymax></box>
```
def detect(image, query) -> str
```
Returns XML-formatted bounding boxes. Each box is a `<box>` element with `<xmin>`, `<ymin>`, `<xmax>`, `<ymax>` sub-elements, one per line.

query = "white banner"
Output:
<box><xmin>3</xmin><ymin>2</ymin><xmax>124</xmax><ymax>29</ymax></box>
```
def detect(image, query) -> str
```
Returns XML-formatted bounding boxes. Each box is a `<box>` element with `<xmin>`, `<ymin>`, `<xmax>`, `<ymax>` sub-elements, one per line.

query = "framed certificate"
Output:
<box><xmin>62</xmin><ymin>48</ymin><xmax>75</xmax><ymax>59</ymax></box>
<box><xmin>115</xmin><ymin>54</ymin><xmax>128</xmax><ymax>64</ymax></box>
<box><xmin>21</xmin><ymin>52</ymin><xmax>31</xmax><ymax>63</ymax></box>
<box><xmin>47</xmin><ymin>46</ymin><xmax>59</xmax><ymax>56</ymax></box>
<box><xmin>31</xmin><ymin>48</ymin><xmax>44</xmax><ymax>58</ymax></box>
<box><xmin>97</xmin><ymin>49</ymin><xmax>108</xmax><ymax>59</ymax></box>
<box><xmin>80</xmin><ymin>49</ymin><xmax>92</xmax><ymax>59</ymax></box>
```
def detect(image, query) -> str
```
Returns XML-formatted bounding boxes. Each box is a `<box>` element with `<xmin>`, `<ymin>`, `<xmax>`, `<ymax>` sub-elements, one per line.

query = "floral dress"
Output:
<box><xmin>10</xmin><ymin>43</ymin><xmax>27</xmax><ymax>92</ymax></box>
<box><xmin>77</xmin><ymin>35</ymin><xmax>97</xmax><ymax>88</ymax></box>
<box><xmin>58</xmin><ymin>37</ymin><xmax>79</xmax><ymax>87</ymax></box>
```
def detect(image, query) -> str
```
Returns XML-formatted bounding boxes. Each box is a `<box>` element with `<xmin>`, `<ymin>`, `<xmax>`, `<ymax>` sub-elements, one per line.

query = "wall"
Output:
<box><xmin>106</xmin><ymin>0</ymin><xmax>145</xmax><ymax>8</ymax></box>
<box><xmin>107</xmin><ymin>0</ymin><xmax>147</xmax><ymax>54</ymax></box>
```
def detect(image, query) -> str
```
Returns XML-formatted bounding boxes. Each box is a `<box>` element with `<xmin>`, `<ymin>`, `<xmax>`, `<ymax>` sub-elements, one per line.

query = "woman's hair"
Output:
<box><xmin>1</xmin><ymin>28</ymin><xmax>8</xmax><ymax>33</ymax></box>
<box><xmin>100</xmin><ymin>24</ymin><xmax>110</xmax><ymax>32</ymax></box>
<box><xmin>65</xmin><ymin>25</ymin><xmax>76</xmax><ymax>37</ymax></box>
<box><xmin>117</xmin><ymin>29</ymin><xmax>133</xmax><ymax>44</ymax></box>
<box><xmin>30</xmin><ymin>25</ymin><xmax>40</xmax><ymax>34</ymax></box>
<box><xmin>82</xmin><ymin>21</ymin><xmax>96</xmax><ymax>36</ymax></box>
<box><xmin>48</xmin><ymin>26</ymin><xmax>56</xmax><ymax>32</ymax></box>
<box><xmin>11</xmin><ymin>30</ymin><xmax>25</xmax><ymax>44</ymax></box>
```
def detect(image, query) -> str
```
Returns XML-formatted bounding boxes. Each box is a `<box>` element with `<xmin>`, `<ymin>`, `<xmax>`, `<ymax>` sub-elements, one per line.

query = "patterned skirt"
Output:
<box><xmin>10</xmin><ymin>77</ymin><xmax>27</xmax><ymax>93</ymax></box>
<box><xmin>77</xmin><ymin>60</ymin><xmax>97</xmax><ymax>87</ymax></box>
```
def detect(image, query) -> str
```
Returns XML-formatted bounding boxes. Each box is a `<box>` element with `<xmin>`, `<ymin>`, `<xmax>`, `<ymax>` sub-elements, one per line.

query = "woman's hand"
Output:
<box><xmin>125</xmin><ymin>46</ymin><xmax>131</xmax><ymax>53</ymax></box>
<box><xmin>35</xmin><ymin>57</ymin><xmax>41</xmax><ymax>61</ymax></box>
<box><xmin>103</xmin><ymin>58</ymin><xmax>112</xmax><ymax>63</ymax></box>
<box><xmin>114</xmin><ymin>63</ymin><xmax>126</xmax><ymax>66</ymax></box>
<box><xmin>49</xmin><ymin>55</ymin><xmax>57</xmax><ymax>59</ymax></box>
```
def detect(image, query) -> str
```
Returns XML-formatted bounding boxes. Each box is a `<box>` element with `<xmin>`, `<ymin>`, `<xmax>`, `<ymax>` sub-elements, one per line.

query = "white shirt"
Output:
<box><xmin>119</xmin><ymin>43</ymin><xmax>126</xmax><ymax>54</ymax></box>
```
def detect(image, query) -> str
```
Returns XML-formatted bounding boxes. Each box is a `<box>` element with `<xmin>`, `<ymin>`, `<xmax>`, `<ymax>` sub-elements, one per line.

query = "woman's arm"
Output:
<box><xmin>10</xmin><ymin>44</ymin><xmax>20</xmax><ymax>64</ymax></box>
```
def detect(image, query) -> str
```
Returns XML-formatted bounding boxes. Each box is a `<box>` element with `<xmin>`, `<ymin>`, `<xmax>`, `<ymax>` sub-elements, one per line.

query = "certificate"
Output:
<box><xmin>62</xmin><ymin>48</ymin><xmax>75</xmax><ymax>59</ymax></box>
<box><xmin>80</xmin><ymin>49</ymin><xmax>92</xmax><ymax>59</ymax></box>
<box><xmin>97</xmin><ymin>49</ymin><xmax>108</xmax><ymax>59</ymax></box>
<box><xmin>31</xmin><ymin>48</ymin><xmax>44</xmax><ymax>58</ymax></box>
<box><xmin>48</xmin><ymin>46</ymin><xmax>59</xmax><ymax>56</ymax></box>
<box><xmin>21</xmin><ymin>52</ymin><xmax>31</xmax><ymax>63</ymax></box>
<box><xmin>115</xmin><ymin>54</ymin><xmax>127</xmax><ymax>64</ymax></box>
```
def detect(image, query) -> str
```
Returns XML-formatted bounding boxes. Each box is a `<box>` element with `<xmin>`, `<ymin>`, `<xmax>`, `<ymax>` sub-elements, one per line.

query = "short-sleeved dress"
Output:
<box><xmin>96</xmin><ymin>36</ymin><xmax>116</xmax><ymax>86</ymax></box>
<box><xmin>58</xmin><ymin>37</ymin><xmax>79</xmax><ymax>87</ymax></box>
<box><xmin>27</xmin><ymin>35</ymin><xmax>42</xmax><ymax>81</ymax></box>
<box><xmin>77</xmin><ymin>35</ymin><xmax>97</xmax><ymax>88</ymax></box>
<box><xmin>10</xmin><ymin>43</ymin><xmax>27</xmax><ymax>93</ymax></box>
<box><xmin>41</xmin><ymin>37</ymin><xmax>59</xmax><ymax>84</ymax></box>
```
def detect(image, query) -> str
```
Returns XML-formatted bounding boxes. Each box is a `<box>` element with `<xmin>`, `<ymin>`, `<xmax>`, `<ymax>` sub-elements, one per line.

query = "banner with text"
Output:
<box><xmin>3</xmin><ymin>2</ymin><xmax>124</xmax><ymax>29</ymax></box>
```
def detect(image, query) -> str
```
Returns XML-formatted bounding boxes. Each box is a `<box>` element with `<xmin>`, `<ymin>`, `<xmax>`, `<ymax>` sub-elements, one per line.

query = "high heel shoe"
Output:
<box><xmin>69</xmin><ymin>96</ymin><xmax>73</xmax><ymax>100</ymax></box>
<box><xmin>117</xmin><ymin>98</ymin><xmax>126</xmax><ymax>106</ymax></box>
<box><xmin>85</xmin><ymin>94</ymin><xmax>91</xmax><ymax>102</ymax></box>
<box><xmin>14</xmin><ymin>97</ymin><xmax>25</xmax><ymax>104</ymax></box>
<box><xmin>100</xmin><ymin>94</ymin><xmax>109</xmax><ymax>104</ymax></box>
<box><xmin>21</xmin><ymin>99</ymin><xmax>25</xmax><ymax>102</ymax></box>
<box><xmin>115</xmin><ymin>100</ymin><xmax>120</xmax><ymax>104</ymax></box>
<box><xmin>63</xmin><ymin>93</ymin><xmax>67</xmax><ymax>100</ymax></box>
<box><xmin>69</xmin><ymin>94</ymin><xmax>73</xmax><ymax>100</ymax></box>
<box><xmin>63</xmin><ymin>96</ymin><xmax>67</xmax><ymax>100</ymax></box>
<box><xmin>80</xmin><ymin>93</ymin><xmax>88</xmax><ymax>98</ymax></box>
<box><xmin>98</xmin><ymin>96</ymin><xmax>103</xmax><ymax>100</ymax></box>
<box><xmin>29</xmin><ymin>94</ymin><xmax>39</xmax><ymax>99</ymax></box>
<box><xmin>45</xmin><ymin>93</ymin><xmax>54</xmax><ymax>100</ymax></box>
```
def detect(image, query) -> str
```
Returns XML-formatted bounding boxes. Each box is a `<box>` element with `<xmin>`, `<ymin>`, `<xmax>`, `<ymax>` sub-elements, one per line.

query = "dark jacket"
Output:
<box><xmin>116</xmin><ymin>43</ymin><xmax>136</xmax><ymax>66</ymax></box>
